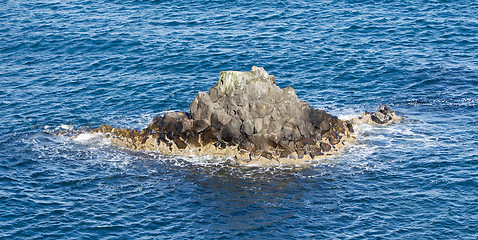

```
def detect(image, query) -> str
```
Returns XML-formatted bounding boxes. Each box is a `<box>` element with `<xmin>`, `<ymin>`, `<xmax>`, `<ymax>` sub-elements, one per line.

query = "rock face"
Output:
<box><xmin>92</xmin><ymin>67</ymin><xmax>372</xmax><ymax>165</ymax></box>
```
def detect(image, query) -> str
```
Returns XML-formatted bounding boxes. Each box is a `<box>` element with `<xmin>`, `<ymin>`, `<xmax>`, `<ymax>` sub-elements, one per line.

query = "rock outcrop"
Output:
<box><xmin>92</xmin><ymin>66</ymin><xmax>395</xmax><ymax>165</ymax></box>
<box><xmin>353</xmin><ymin>105</ymin><xmax>400</xmax><ymax>125</ymax></box>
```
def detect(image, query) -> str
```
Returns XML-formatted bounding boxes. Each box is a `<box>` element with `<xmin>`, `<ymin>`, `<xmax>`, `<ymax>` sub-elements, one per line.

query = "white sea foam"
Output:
<box><xmin>60</xmin><ymin>124</ymin><xmax>73</xmax><ymax>131</ymax></box>
<box><xmin>43</xmin><ymin>124</ymin><xmax>74</xmax><ymax>133</ymax></box>
<box><xmin>74</xmin><ymin>133</ymin><xmax>97</xmax><ymax>142</ymax></box>
<box><xmin>71</xmin><ymin>132</ymin><xmax>112</xmax><ymax>149</ymax></box>
<box><xmin>337</xmin><ymin>110</ymin><xmax>362</xmax><ymax>121</ymax></box>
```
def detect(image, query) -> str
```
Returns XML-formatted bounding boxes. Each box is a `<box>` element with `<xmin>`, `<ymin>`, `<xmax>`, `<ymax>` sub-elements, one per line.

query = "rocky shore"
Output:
<box><xmin>91</xmin><ymin>66</ymin><xmax>398</xmax><ymax>165</ymax></box>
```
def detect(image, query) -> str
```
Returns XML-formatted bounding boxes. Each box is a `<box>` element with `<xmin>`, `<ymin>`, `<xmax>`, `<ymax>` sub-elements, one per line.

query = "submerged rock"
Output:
<box><xmin>92</xmin><ymin>66</ymin><xmax>395</xmax><ymax>165</ymax></box>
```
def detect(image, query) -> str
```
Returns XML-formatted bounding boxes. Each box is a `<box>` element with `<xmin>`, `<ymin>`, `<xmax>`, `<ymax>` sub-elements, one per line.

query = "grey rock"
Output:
<box><xmin>220</xmin><ymin>125</ymin><xmax>238</xmax><ymax>143</ymax></box>
<box><xmin>367</xmin><ymin>105</ymin><xmax>397</xmax><ymax>124</ymax></box>
<box><xmin>371</xmin><ymin>111</ymin><xmax>390</xmax><ymax>124</ymax></box>
<box><xmin>229</xmin><ymin>116</ymin><xmax>242</xmax><ymax>131</ymax></box>
<box><xmin>192</xmin><ymin>119</ymin><xmax>209</xmax><ymax>133</ymax></box>
<box><xmin>190</xmin><ymin>91</ymin><xmax>216</xmax><ymax>124</ymax></box>
<box><xmin>210</xmin><ymin>110</ymin><xmax>232</xmax><ymax>129</ymax></box>
<box><xmin>281</xmin><ymin>126</ymin><xmax>294</xmax><ymax>140</ymax></box>
<box><xmin>241</xmin><ymin>120</ymin><xmax>254</xmax><ymax>136</ymax></box>
<box><xmin>93</xmin><ymin>66</ymin><xmax>368</xmax><ymax>163</ymax></box>
<box><xmin>253</xmin><ymin>118</ymin><xmax>263</xmax><ymax>134</ymax></box>
<box><xmin>249</xmin><ymin>133</ymin><xmax>271</xmax><ymax>150</ymax></box>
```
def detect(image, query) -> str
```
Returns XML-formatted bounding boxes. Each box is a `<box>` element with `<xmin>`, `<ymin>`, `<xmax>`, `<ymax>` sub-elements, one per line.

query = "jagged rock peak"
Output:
<box><xmin>208</xmin><ymin>66</ymin><xmax>276</xmax><ymax>102</ymax></box>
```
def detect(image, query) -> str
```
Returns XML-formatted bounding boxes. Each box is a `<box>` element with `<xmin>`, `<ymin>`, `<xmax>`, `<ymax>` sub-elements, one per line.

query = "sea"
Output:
<box><xmin>1</xmin><ymin>0</ymin><xmax>477</xmax><ymax>239</ymax></box>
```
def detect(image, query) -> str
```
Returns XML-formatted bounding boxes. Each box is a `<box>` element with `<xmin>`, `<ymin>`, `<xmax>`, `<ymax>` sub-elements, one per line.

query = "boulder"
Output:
<box><xmin>354</xmin><ymin>104</ymin><xmax>400</xmax><ymax>125</ymax></box>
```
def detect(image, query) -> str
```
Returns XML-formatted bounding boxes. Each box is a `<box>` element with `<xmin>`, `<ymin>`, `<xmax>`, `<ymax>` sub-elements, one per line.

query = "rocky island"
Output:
<box><xmin>92</xmin><ymin>66</ymin><xmax>398</xmax><ymax>165</ymax></box>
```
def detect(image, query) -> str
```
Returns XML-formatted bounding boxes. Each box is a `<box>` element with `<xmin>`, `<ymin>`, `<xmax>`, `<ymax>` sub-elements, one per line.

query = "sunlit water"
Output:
<box><xmin>1</xmin><ymin>0</ymin><xmax>477</xmax><ymax>239</ymax></box>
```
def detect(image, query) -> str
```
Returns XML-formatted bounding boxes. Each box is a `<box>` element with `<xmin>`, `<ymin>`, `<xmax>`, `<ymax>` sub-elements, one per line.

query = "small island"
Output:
<box><xmin>92</xmin><ymin>66</ymin><xmax>398</xmax><ymax>165</ymax></box>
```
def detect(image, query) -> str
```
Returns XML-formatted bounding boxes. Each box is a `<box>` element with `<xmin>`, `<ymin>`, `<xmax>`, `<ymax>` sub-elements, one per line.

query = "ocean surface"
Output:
<box><xmin>1</xmin><ymin>0</ymin><xmax>477</xmax><ymax>239</ymax></box>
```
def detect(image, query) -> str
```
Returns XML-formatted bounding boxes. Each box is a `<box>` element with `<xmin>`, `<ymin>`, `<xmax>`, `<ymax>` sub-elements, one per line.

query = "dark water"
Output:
<box><xmin>1</xmin><ymin>0</ymin><xmax>477</xmax><ymax>239</ymax></box>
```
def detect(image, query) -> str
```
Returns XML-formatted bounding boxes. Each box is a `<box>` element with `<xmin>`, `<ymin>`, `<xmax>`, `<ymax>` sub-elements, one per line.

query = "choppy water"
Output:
<box><xmin>1</xmin><ymin>0</ymin><xmax>477</xmax><ymax>239</ymax></box>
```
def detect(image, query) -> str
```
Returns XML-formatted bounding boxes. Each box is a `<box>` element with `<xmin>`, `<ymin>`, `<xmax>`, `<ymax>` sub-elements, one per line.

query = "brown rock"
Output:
<box><xmin>320</xmin><ymin>142</ymin><xmax>332</xmax><ymax>152</ymax></box>
<box><xmin>219</xmin><ymin>125</ymin><xmax>241</xmax><ymax>143</ymax></box>
<box><xmin>192</xmin><ymin>119</ymin><xmax>209</xmax><ymax>133</ymax></box>
<box><xmin>200</xmin><ymin>127</ymin><xmax>218</xmax><ymax>145</ymax></box>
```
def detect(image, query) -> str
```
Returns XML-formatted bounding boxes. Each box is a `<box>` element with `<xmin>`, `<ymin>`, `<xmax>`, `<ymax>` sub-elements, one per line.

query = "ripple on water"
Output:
<box><xmin>1</xmin><ymin>0</ymin><xmax>478</xmax><ymax>238</ymax></box>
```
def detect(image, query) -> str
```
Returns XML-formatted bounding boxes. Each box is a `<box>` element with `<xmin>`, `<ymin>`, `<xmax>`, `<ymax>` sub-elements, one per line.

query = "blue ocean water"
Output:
<box><xmin>1</xmin><ymin>0</ymin><xmax>477</xmax><ymax>238</ymax></box>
